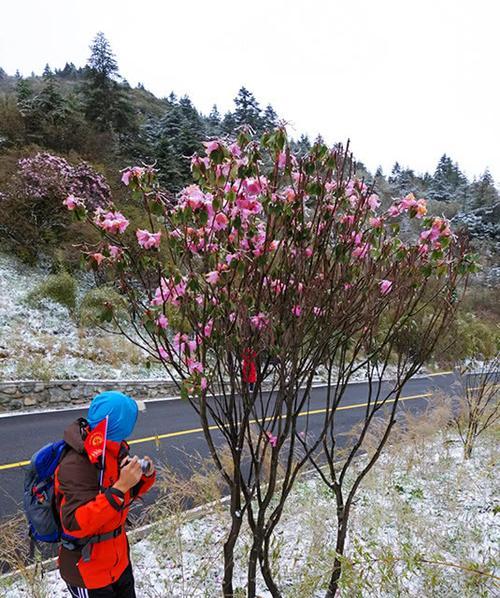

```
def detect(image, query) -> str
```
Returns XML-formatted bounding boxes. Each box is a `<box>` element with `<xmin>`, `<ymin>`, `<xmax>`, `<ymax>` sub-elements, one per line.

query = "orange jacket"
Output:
<box><xmin>54</xmin><ymin>420</ymin><xmax>155</xmax><ymax>589</ymax></box>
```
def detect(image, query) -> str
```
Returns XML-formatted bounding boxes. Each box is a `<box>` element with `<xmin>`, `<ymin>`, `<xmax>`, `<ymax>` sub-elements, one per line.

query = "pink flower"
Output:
<box><xmin>158</xmin><ymin>346</ymin><xmax>169</xmax><ymax>360</ymax></box>
<box><xmin>341</xmin><ymin>214</ymin><xmax>355</xmax><ymax>226</ymax></box>
<box><xmin>121</xmin><ymin>166</ymin><xmax>145</xmax><ymax>186</ymax></box>
<box><xmin>181</xmin><ymin>185</ymin><xmax>206</xmax><ymax>210</ymax></box>
<box><xmin>400</xmin><ymin>193</ymin><xmax>418</xmax><ymax>211</ymax></box>
<box><xmin>352</xmin><ymin>243</ymin><xmax>371</xmax><ymax>259</ymax></box>
<box><xmin>156</xmin><ymin>314</ymin><xmax>169</xmax><ymax>329</ymax></box>
<box><xmin>418</xmin><ymin>243</ymin><xmax>429</xmax><ymax>256</ymax></box>
<box><xmin>313</xmin><ymin>307</ymin><xmax>324</xmax><ymax>317</ymax></box>
<box><xmin>305</xmin><ymin>247</ymin><xmax>313</xmax><ymax>257</ymax></box>
<box><xmin>369</xmin><ymin>217</ymin><xmax>382</xmax><ymax>228</ymax></box>
<box><xmin>108</xmin><ymin>245</ymin><xmax>123</xmax><ymax>260</ymax></box>
<box><xmin>277</xmin><ymin>151</ymin><xmax>287</xmax><ymax>169</ymax></box>
<box><xmin>213</xmin><ymin>212</ymin><xmax>229</xmax><ymax>231</ymax></box>
<box><xmin>292</xmin><ymin>305</ymin><xmax>302</xmax><ymax>317</ymax></box>
<box><xmin>206</xmin><ymin>270</ymin><xmax>220</xmax><ymax>285</ymax></box>
<box><xmin>96</xmin><ymin>211</ymin><xmax>129</xmax><ymax>234</ymax></box>
<box><xmin>203</xmin><ymin>140</ymin><xmax>220</xmax><ymax>155</ymax></box>
<box><xmin>136</xmin><ymin>229</ymin><xmax>162</xmax><ymax>249</ymax></box>
<box><xmin>367</xmin><ymin>194</ymin><xmax>381</xmax><ymax>211</ymax></box>
<box><xmin>266</xmin><ymin>431</ymin><xmax>278</xmax><ymax>448</ymax></box>
<box><xmin>151</xmin><ymin>277</ymin><xmax>187</xmax><ymax>306</ymax></box>
<box><xmin>388</xmin><ymin>204</ymin><xmax>400</xmax><ymax>217</ymax></box>
<box><xmin>91</xmin><ymin>252</ymin><xmax>105</xmax><ymax>265</ymax></box>
<box><xmin>203</xmin><ymin>320</ymin><xmax>213</xmax><ymax>338</ymax></box>
<box><xmin>416</xmin><ymin>199</ymin><xmax>427</xmax><ymax>218</ymax></box>
<box><xmin>229</xmin><ymin>143</ymin><xmax>242</xmax><ymax>158</ymax></box>
<box><xmin>63</xmin><ymin>194</ymin><xmax>83</xmax><ymax>210</ymax></box>
<box><xmin>250</xmin><ymin>313</ymin><xmax>269</xmax><ymax>331</ymax></box>
<box><xmin>201</xmin><ymin>377</ymin><xmax>208</xmax><ymax>391</ymax></box>
<box><xmin>379</xmin><ymin>279</ymin><xmax>393</xmax><ymax>295</ymax></box>
<box><xmin>187</xmin><ymin>358</ymin><xmax>203</xmax><ymax>374</ymax></box>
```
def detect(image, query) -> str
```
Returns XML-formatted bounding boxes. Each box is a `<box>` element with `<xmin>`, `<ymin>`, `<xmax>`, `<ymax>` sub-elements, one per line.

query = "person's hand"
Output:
<box><xmin>142</xmin><ymin>456</ymin><xmax>155</xmax><ymax>477</ymax></box>
<box><xmin>114</xmin><ymin>457</ymin><xmax>143</xmax><ymax>493</ymax></box>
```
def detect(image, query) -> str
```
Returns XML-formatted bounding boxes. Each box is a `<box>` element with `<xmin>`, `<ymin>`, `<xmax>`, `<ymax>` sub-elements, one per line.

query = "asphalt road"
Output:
<box><xmin>0</xmin><ymin>371</ymin><xmax>460</xmax><ymax>522</ymax></box>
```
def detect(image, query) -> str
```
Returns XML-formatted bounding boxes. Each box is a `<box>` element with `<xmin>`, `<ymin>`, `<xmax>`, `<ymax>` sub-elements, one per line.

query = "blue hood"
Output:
<box><xmin>87</xmin><ymin>391</ymin><xmax>138</xmax><ymax>442</ymax></box>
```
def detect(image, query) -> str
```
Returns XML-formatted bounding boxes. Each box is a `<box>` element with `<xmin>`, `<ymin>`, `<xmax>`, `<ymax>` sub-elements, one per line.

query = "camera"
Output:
<box><xmin>122</xmin><ymin>456</ymin><xmax>151</xmax><ymax>474</ymax></box>
<box><xmin>138</xmin><ymin>458</ymin><xmax>150</xmax><ymax>474</ymax></box>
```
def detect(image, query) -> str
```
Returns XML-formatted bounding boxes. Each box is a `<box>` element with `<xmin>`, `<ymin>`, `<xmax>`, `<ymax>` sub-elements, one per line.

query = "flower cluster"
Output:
<box><xmin>18</xmin><ymin>153</ymin><xmax>111</xmax><ymax>209</ymax></box>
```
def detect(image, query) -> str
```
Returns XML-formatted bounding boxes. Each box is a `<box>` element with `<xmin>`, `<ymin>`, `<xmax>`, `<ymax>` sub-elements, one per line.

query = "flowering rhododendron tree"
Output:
<box><xmin>66</xmin><ymin>127</ymin><xmax>473</xmax><ymax>597</ymax></box>
<box><xmin>0</xmin><ymin>152</ymin><xmax>111</xmax><ymax>260</ymax></box>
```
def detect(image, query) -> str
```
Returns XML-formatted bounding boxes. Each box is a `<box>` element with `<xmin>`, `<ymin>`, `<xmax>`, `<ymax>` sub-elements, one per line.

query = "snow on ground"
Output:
<box><xmin>0</xmin><ymin>252</ymin><xmax>166</xmax><ymax>380</ymax></box>
<box><xmin>2</xmin><ymin>430</ymin><xmax>498</xmax><ymax>597</ymax></box>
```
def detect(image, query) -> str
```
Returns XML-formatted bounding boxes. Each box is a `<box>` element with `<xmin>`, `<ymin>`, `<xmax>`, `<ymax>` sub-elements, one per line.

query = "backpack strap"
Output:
<box><xmin>62</xmin><ymin>524</ymin><xmax>125</xmax><ymax>562</ymax></box>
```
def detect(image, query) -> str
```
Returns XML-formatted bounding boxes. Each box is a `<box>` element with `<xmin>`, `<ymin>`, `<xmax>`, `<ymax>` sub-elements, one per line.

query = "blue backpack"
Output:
<box><xmin>23</xmin><ymin>440</ymin><xmax>67</xmax><ymax>542</ymax></box>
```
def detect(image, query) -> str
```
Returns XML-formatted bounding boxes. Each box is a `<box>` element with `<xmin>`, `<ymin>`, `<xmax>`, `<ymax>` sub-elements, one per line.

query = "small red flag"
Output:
<box><xmin>84</xmin><ymin>418</ymin><xmax>108</xmax><ymax>464</ymax></box>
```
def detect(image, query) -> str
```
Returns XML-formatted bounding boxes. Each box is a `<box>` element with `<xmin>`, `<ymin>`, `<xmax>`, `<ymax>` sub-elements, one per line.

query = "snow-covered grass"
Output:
<box><xmin>3</xmin><ymin>426</ymin><xmax>498</xmax><ymax>597</ymax></box>
<box><xmin>0</xmin><ymin>252</ymin><xmax>166</xmax><ymax>380</ymax></box>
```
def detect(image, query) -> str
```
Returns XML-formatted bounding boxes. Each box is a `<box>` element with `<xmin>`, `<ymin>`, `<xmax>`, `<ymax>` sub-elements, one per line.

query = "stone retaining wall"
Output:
<box><xmin>0</xmin><ymin>379</ymin><xmax>179</xmax><ymax>412</ymax></box>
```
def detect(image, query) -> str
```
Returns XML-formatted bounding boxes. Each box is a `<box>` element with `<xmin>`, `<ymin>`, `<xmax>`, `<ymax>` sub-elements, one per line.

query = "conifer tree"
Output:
<box><xmin>469</xmin><ymin>170</ymin><xmax>499</xmax><ymax>209</ymax></box>
<box><xmin>81</xmin><ymin>32</ymin><xmax>135</xmax><ymax>133</ymax></box>
<box><xmin>233</xmin><ymin>87</ymin><xmax>262</xmax><ymax>132</ymax></box>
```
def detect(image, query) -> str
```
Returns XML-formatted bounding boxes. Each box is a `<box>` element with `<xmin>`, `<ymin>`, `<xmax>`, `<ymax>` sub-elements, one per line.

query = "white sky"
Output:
<box><xmin>1</xmin><ymin>0</ymin><xmax>499</xmax><ymax>182</ymax></box>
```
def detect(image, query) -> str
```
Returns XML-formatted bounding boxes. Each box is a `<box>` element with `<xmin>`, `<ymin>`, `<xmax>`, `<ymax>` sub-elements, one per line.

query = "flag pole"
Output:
<box><xmin>99</xmin><ymin>415</ymin><xmax>109</xmax><ymax>491</ymax></box>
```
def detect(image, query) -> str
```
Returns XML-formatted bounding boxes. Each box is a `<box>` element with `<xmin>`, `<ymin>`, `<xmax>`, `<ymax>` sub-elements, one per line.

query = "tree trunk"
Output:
<box><xmin>325</xmin><ymin>512</ymin><xmax>348</xmax><ymax>598</ymax></box>
<box><xmin>247</xmin><ymin>533</ymin><xmax>264</xmax><ymax>598</ymax></box>
<box><xmin>259</xmin><ymin>534</ymin><xmax>282</xmax><ymax>597</ymax></box>
<box><xmin>222</xmin><ymin>488</ymin><xmax>243</xmax><ymax>597</ymax></box>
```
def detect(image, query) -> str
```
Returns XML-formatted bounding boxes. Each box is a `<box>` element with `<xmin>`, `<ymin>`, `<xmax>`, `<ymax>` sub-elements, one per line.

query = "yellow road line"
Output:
<box><xmin>0</xmin><ymin>392</ymin><xmax>431</xmax><ymax>471</ymax></box>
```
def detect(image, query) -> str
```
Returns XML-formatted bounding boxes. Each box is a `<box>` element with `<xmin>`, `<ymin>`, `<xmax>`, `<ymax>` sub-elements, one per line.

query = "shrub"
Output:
<box><xmin>78</xmin><ymin>286</ymin><xmax>128</xmax><ymax>328</ymax></box>
<box><xmin>0</xmin><ymin>152</ymin><xmax>111</xmax><ymax>262</ymax></box>
<box><xmin>27</xmin><ymin>271</ymin><xmax>77</xmax><ymax>311</ymax></box>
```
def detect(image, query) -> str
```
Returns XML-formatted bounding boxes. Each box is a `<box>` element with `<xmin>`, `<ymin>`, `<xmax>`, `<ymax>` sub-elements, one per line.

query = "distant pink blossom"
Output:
<box><xmin>292</xmin><ymin>305</ymin><xmax>302</xmax><ymax>317</ymax></box>
<box><xmin>379</xmin><ymin>279</ymin><xmax>393</xmax><ymax>295</ymax></box>
<box><xmin>108</xmin><ymin>245</ymin><xmax>123</xmax><ymax>260</ymax></box>
<box><xmin>367</xmin><ymin>193</ymin><xmax>381</xmax><ymax>211</ymax></box>
<box><xmin>250</xmin><ymin>313</ymin><xmax>269</xmax><ymax>331</ymax></box>
<box><xmin>201</xmin><ymin>377</ymin><xmax>208</xmax><ymax>391</ymax></box>
<box><xmin>313</xmin><ymin>307</ymin><xmax>324</xmax><ymax>317</ymax></box>
<box><xmin>63</xmin><ymin>194</ymin><xmax>84</xmax><ymax>210</ymax></box>
<box><xmin>203</xmin><ymin>140</ymin><xmax>220</xmax><ymax>155</ymax></box>
<box><xmin>266</xmin><ymin>431</ymin><xmax>278</xmax><ymax>448</ymax></box>
<box><xmin>91</xmin><ymin>252</ymin><xmax>105</xmax><ymax>265</ymax></box>
<box><xmin>96</xmin><ymin>210</ymin><xmax>129</xmax><ymax>234</ymax></box>
<box><xmin>203</xmin><ymin>320</ymin><xmax>213</xmax><ymax>338</ymax></box>
<box><xmin>277</xmin><ymin>151</ymin><xmax>287</xmax><ymax>169</ymax></box>
<box><xmin>352</xmin><ymin>243</ymin><xmax>371</xmax><ymax>259</ymax></box>
<box><xmin>229</xmin><ymin>143</ymin><xmax>242</xmax><ymax>158</ymax></box>
<box><xmin>388</xmin><ymin>204</ymin><xmax>401</xmax><ymax>217</ymax></box>
<box><xmin>206</xmin><ymin>270</ymin><xmax>220</xmax><ymax>285</ymax></box>
<box><xmin>415</xmin><ymin>199</ymin><xmax>427</xmax><ymax>218</ymax></box>
<box><xmin>121</xmin><ymin>166</ymin><xmax>145</xmax><ymax>186</ymax></box>
<box><xmin>369</xmin><ymin>217</ymin><xmax>382</xmax><ymax>228</ymax></box>
<box><xmin>136</xmin><ymin>229</ymin><xmax>161</xmax><ymax>249</ymax></box>
<box><xmin>213</xmin><ymin>212</ymin><xmax>229</xmax><ymax>231</ymax></box>
<box><xmin>156</xmin><ymin>314</ymin><xmax>169</xmax><ymax>329</ymax></box>
<box><xmin>158</xmin><ymin>346</ymin><xmax>169</xmax><ymax>360</ymax></box>
<box><xmin>187</xmin><ymin>358</ymin><xmax>203</xmax><ymax>374</ymax></box>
